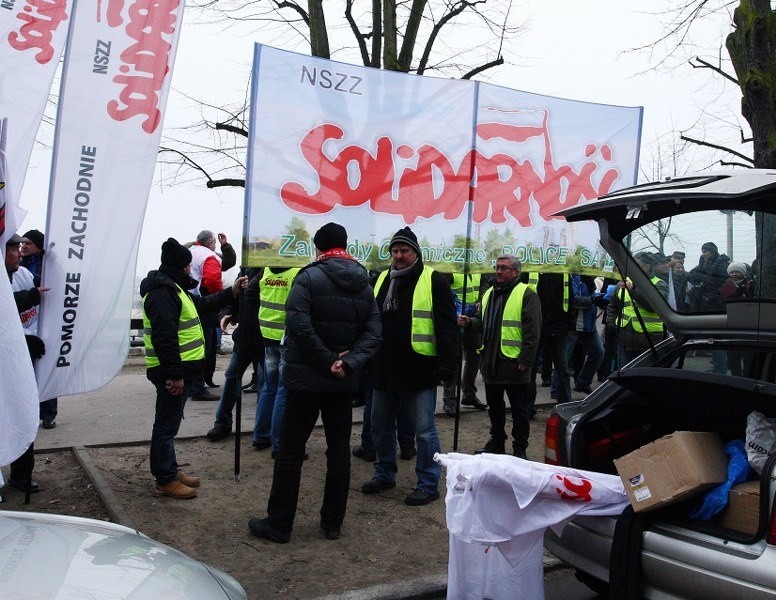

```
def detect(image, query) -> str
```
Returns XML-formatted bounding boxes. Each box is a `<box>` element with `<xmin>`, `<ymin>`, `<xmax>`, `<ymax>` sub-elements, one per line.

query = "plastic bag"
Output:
<box><xmin>746</xmin><ymin>411</ymin><xmax>776</xmax><ymax>475</ymax></box>
<box><xmin>690</xmin><ymin>439</ymin><xmax>750</xmax><ymax>521</ymax></box>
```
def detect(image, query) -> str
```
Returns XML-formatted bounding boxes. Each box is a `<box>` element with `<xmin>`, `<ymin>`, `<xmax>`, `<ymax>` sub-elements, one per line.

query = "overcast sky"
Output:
<box><xmin>17</xmin><ymin>0</ymin><xmax>741</xmax><ymax>278</ymax></box>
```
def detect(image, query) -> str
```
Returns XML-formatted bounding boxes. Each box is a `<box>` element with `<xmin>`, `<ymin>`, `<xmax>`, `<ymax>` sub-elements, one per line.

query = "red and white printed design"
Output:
<box><xmin>244</xmin><ymin>45</ymin><xmax>642</xmax><ymax>272</ymax></box>
<box><xmin>35</xmin><ymin>0</ymin><xmax>185</xmax><ymax>399</ymax></box>
<box><xmin>437</xmin><ymin>452</ymin><xmax>629</xmax><ymax>599</ymax></box>
<box><xmin>0</xmin><ymin>0</ymin><xmax>72</xmax><ymax>208</ymax></box>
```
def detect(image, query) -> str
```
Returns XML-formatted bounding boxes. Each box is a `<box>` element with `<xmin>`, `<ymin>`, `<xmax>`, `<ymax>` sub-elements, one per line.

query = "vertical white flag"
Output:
<box><xmin>0</xmin><ymin>129</ymin><xmax>39</xmax><ymax>482</ymax></box>
<box><xmin>0</xmin><ymin>0</ymin><xmax>72</xmax><ymax>209</ymax></box>
<box><xmin>35</xmin><ymin>0</ymin><xmax>186</xmax><ymax>399</ymax></box>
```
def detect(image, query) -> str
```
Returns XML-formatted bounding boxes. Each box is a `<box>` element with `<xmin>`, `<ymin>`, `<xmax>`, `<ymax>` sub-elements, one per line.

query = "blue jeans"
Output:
<box><xmin>214</xmin><ymin>351</ymin><xmax>263</xmax><ymax>430</ymax></box>
<box><xmin>568</xmin><ymin>331</ymin><xmax>604</xmax><ymax>389</ymax></box>
<box><xmin>150</xmin><ymin>380</ymin><xmax>191</xmax><ymax>485</ymax></box>
<box><xmin>371</xmin><ymin>388</ymin><xmax>441</xmax><ymax>494</ymax></box>
<box><xmin>254</xmin><ymin>346</ymin><xmax>287</xmax><ymax>452</ymax></box>
<box><xmin>360</xmin><ymin>390</ymin><xmax>415</xmax><ymax>452</ymax></box>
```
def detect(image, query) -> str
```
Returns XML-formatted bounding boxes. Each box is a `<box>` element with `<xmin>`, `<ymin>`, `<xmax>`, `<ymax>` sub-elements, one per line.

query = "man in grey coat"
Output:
<box><xmin>460</xmin><ymin>255</ymin><xmax>541</xmax><ymax>458</ymax></box>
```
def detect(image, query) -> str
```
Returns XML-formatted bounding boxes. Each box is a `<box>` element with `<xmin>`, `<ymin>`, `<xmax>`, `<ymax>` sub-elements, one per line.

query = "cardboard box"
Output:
<box><xmin>718</xmin><ymin>480</ymin><xmax>760</xmax><ymax>535</ymax></box>
<box><xmin>614</xmin><ymin>431</ymin><xmax>728</xmax><ymax>513</ymax></box>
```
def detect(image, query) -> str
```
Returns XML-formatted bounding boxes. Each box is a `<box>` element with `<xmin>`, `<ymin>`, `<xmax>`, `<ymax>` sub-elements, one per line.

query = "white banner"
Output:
<box><xmin>0</xmin><ymin>140</ymin><xmax>39</xmax><ymax>481</ymax></box>
<box><xmin>0</xmin><ymin>117</ymin><xmax>10</xmax><ymax>245</ymax></box>
<box><xmin>0</xmin><ymin>0</ymin><xmax>72</xmax><ymax>210</ymax></box>
<box><xmin>244</xmin><ymin>45</ymin><xmax>643</xmax><ymax>275</ymax></box>
<box><xmin>35</xmin><ymin>0</ymin><xmax>186</xmax><ymax>399</ymax></box>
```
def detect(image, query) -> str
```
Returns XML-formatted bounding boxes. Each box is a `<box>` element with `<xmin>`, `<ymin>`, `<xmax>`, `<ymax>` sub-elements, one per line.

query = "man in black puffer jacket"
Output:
<box><xmin>249</xmin><ymin>223</ymin><xmax>382</xmax><ymax>543</ymax></box>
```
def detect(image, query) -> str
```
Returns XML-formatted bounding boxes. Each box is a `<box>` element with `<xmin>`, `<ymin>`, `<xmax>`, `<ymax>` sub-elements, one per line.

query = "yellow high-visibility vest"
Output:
<box><xmin>258</xmin><ymin>268</ymin><xmax>300</xmax><ymax>341</ymax></box>
<box><xmin>620</xmin><ymin>280</ymin><xmax>663</xmax><ymax>333</ymax></box>
<box><xmin>479</xmin><ymin>283</ymin><xmax>528</xmax><ymax>358</ymax></box>
<box><xmin>143</xmin><ymin>285</ymin><xmax>205</xmax><ymax>368</ymax></box>
<box><xmin>451</xmin><ymin>273</ymin><xmax>481</xmax><ymax>305</ymax></box>
<box><xmin>375</xmin><ymin>266</ymin><xmax>437</xmax><ymax>356</ymax></box>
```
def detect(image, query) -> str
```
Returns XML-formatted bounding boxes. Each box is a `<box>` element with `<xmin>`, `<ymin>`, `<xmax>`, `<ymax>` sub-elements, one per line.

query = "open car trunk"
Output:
<box><xmin>568</xmin><ymin>368</ymin><xmax>776</xmax><ymax>539</ymax></box>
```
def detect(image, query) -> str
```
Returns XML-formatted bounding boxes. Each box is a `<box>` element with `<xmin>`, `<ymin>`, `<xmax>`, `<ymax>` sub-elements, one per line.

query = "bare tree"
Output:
<box><xmin>161</xmin><ymin>1</ymin><xmax>523</xmax><ymax>188</ymax></box>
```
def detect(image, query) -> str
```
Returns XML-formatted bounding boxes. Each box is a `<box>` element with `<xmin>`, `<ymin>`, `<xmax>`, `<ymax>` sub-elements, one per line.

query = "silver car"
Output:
<box><xmin>0</xmin><ymin>510</ymin><xmax>247</xmax><ymax>599</ymax></box>
<box><xmin>543</xmin><ymin>170</ymin><xmax>776</xmax><ymax>598</ymax></box>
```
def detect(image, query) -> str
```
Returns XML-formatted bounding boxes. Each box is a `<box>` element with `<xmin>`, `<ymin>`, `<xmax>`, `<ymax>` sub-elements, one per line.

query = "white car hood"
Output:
<box><xmin>0</xmin><ymin>511</ymin><xmax>244</xmax><ymax>599</ymax></box>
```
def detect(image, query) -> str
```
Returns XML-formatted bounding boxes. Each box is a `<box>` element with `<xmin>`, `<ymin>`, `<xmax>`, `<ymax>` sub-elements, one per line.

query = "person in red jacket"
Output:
<box><xmin>188</xmin><ymin>230</ymin><xmax>236</xmax><ymax>398</ymax></box>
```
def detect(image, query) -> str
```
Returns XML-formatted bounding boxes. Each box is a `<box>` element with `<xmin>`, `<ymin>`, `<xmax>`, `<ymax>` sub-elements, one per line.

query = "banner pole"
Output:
<box><xmin>234</xmin><ymin>276</ymin><xmax>245</xmax><ymax>482</ymax></box>
<box><xmin>453</xmin><ymin>81</ymin><xmax>481</xmax><ymax>452</ymax></box>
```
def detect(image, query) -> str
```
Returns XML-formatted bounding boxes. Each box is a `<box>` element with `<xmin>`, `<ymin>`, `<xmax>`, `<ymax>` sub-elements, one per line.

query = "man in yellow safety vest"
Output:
<box><xmin>361</xmin><ymin>227</ymin><xmax>459</xmax><ymax>506</ymax></box>
<box><xmin>140</xmin><ymin>238</ymin><xmax>246</xmax><ymax>499</ymax></box>
<box><xmin>460</xmin><ymin>255</ymin><xmax>541</xmax><ymax>458</ymax></box>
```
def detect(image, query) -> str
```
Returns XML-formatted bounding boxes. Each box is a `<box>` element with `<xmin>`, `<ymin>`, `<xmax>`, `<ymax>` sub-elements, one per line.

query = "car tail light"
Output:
<box><xmin>545</xmin><ymin>414</ymin><xmax>561</xmax><ymax>465</ymax></box>
<box><xmin>586</xmin><ymin>426</ymin><xmax>645</xmax><ymax>463</ymax></box>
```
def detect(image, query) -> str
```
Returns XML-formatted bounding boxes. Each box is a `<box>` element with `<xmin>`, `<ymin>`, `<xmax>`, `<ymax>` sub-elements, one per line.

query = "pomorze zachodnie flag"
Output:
<box><xmin>35</xmin><ymin>0</ymin><xmax>186</xmax><ymax>400</ymax></box>
<box><xmin>244</xmin><ymin>45</ymin><xmax>643</xmax><ymax>275</ymax></box>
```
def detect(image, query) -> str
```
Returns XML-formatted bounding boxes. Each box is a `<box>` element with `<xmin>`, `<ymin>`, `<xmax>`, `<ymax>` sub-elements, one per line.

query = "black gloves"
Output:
<box><xmin>25</xmin><ymin>335</ymin><xmax>45</xmax><ymax>360</ymax></box>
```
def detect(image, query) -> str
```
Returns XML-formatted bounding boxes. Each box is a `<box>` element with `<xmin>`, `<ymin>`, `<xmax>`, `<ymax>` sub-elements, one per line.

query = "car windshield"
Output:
<box><xmin>622</xmin><ymin>208</ymin><xmax>773</xmax><ymax>314</ymax></box>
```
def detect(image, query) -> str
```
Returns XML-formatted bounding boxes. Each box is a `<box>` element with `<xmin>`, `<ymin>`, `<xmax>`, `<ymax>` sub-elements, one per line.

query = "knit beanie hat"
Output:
<box><xmin>161</xmin><ymin>237</ymin><xmax>192</xmax><ymax>269</ymax></box>
<box><xmin>22</xmin><ymin>229</ymin><xmax>44</xmax><ymax>249</ymax></box>
<box><xmin>313</xmin><ymin>222</ymin><xmax>347</xmax><ymax>251</ymax></box>
<box><xmin>5</xmin><ymin>233</ymin><xmax>23</xmax><ymax>246</ymax></box>
<box><xmin>727</xmin><ymin>262</ymin><xmax>747</xmax><ymax>276</ymax></box>
<box><xmin>389</xmin><ymin>227</ymin><xmax>421</xmax><ymax>255</ymax></box>
<box><xmin>701</xmin><ymin>241</ymin><xmax>718</xmax><ymax>253</ymax></box>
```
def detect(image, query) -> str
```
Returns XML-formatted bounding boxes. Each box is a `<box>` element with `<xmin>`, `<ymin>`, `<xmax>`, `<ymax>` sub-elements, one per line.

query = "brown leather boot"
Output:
<box><xmin>155</xmin><ymin>481</ymin><xmax>197</xmax><ymax>499</ymax></box>
<box><xmin>177</xmin><ymin>472</ymin><xmax>200</xmax><ymax>488</ymax></box>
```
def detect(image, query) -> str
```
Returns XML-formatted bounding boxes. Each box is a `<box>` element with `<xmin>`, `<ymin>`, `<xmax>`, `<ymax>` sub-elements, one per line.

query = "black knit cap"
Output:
<box><xmin>701</xmin><ymin>241</ymin><xmax>718</xmax><ymax>253</ymax></box>
<box><xmin>22</xmin><ymin>229</ymin><xmax>44</xmax><ymax>249</ymax></box>
<box><xmin>313</xmin><ymin>222</ymin><xmax>347</xmax><ymax>251</ymax></box>
<box><xmin>389</xmin><ymin>226</ymin><xmax>420</xmax><ymax>255</ymax></box>
<box><xmin>161</xmin><ymin>237</ymin><xmax>192</xmax><ymax>269</ymax></box>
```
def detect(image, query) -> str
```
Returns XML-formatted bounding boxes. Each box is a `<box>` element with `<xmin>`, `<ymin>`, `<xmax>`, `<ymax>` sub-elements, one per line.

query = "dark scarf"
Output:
<box><xmin>382</xmin><ymin>258</ymin><xmax>419</xmax><ymax>313</ymax></box>
<box><xmin>482</xmin><ymin>277</ymin><xmax>519</xmax><ymax>347</ymax></box>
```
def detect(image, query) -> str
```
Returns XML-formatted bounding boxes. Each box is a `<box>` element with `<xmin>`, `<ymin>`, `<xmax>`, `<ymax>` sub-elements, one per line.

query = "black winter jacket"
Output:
<box><xmin>218</xmin><ymin>269</ymin><xmax>265</xmax><ymax>365</ymax></box>
<box><xmin>537</xmin><ymin>273</ymin><xmax>575</xmax><ymax>335</ymax></box>
<box><xmin>688</xmin><ymin>252</ymin><xmax>730</xmax><ymax>311</ymax></box>
<box><xmin>371</xmin><ymin>260</ymin><xmax>458</xmax><ymax>392</ymax></box>
<box><xmin>282</xmin><ymin>257</ymin><xmax>382</xmax><ymax>394</ymax></box>
<box><xmin>139</xmin><ymin>266</ymin><xmax>236</xmax><ymax>383</ymax></box>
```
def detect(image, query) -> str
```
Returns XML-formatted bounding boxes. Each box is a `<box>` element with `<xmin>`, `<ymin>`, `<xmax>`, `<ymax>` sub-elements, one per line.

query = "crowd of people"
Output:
<box><xmin>5</xmin><ymin>225</ymin><xmax>755</xmax><ymax>540</ymax></box>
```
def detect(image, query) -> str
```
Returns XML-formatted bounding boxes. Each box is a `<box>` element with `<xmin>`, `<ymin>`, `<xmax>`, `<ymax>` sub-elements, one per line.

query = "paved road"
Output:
<box><xmin>34</xmin><ymin>351</ymin><xmax>562</xmax><ymax>452</ymax></box>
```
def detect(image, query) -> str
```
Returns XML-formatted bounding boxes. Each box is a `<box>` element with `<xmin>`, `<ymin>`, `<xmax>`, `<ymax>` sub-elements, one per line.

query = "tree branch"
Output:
<box><xmin>345</xmin><ymin>0</ymin><xmax>371</xmax><ymax>66</ymax></box>
<box><xmin>215</xmin><ymin>122</ymin><xmax>248</xmax><ymax>138</ymax></box>
<box><xmin>274</xmin><ymin>0</ymin><xmax>309</xmax><ymax>25</ymax></box>
<box><xmin>689</xmin><ymin>56</ymin><xmax>738</xmax><ymax>85</ymax></box>
<box><xmin>417</xmin><ymin>1</ymin><xmax>479</xmax><ymax>74</ymax></box>
<box><xmin>158</xmin><ymin>147</ymin><xmax>216</xmax><ymax>184</ymax></box>
<box><xmin>680</xmin><ymin>134</ymin><xmax>753</xmax><ymax>164</ymax></box>
<box><xmin>206</xmin><ymin>178</ymin><xmax>246</xmax><ymax>188</ymax></box>
<box><xmin>463</xmin><ymin>56</ymin><xmax>504</xmax><ymax>79</ymax></box>
<box><xmin>719</xmin><ymin>160</ymin><xmax>753</xmax><ymax>168</ymax></box>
